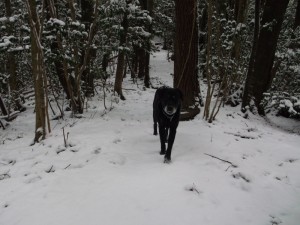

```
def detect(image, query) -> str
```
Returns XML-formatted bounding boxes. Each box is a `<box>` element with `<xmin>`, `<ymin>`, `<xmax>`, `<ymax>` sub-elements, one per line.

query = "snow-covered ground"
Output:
<box><xmin>1</xmin><ymin>48</ymin><xmax>300</xmax><ymax>225</ymax></box>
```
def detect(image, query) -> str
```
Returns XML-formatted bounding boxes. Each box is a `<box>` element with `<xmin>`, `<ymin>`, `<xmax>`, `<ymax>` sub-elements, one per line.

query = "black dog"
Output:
<box><xmin>153</xmin><ymin>86</ymin><xmax>183</xmax><ymax>163</ymax></box>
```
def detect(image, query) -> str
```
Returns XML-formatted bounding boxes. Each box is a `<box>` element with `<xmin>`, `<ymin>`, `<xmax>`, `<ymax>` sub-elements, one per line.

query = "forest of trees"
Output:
<box><xmin>0</xmin><ymin>0</ymin><xmax>299</xmax><ymax>142</ymax></box>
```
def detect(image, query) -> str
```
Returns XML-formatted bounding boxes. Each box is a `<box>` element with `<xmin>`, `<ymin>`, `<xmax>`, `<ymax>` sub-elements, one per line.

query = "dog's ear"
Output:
<box><xmin>176</xmin><ymin>88</ymin><xmax>183</xmax><ymax>101</ymax></box>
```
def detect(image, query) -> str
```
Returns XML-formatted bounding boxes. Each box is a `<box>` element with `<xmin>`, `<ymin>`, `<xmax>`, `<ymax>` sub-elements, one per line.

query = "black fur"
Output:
<box><xmin>153</xmin><ymin>86</ymin><xmax>183</xmax><ymax>163</ymax></box>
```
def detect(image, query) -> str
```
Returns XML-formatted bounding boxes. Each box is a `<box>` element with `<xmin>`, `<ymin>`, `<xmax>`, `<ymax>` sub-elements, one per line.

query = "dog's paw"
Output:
<box><xmin>153</xmin><ymin>131</ymin><xmax>158</xmax><ymax>135</ymax></box>
<box><xmin>164</xmin><ymin>157</ymin><xmax>172</xmax><ymax>164</ymax></box>
<box><xmin>160</xmin><ymin>150</ymin><xmax>166</xmax><ymax>155</ymax></box>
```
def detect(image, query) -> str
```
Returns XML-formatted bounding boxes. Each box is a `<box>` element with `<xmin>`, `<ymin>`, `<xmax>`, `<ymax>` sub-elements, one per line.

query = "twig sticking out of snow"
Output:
<box><xmin>204</xmin><ymin>153</ymin><xmax>238</xmax><ymax>168</ymax></box>
<box><xmin>45</xmin><ymin>165</ymin><xmax>55</xmax><ymax>173</ymax></box>
<box><xmin>185</xmin><ymin>183</ymin><xmax>202</xmax><ymax>194</ymax></box>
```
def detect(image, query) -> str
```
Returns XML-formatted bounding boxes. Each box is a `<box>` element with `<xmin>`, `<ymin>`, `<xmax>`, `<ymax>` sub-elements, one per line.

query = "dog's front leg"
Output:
<box><xmin>159</xmin><ymin>125</ymin><xmax>166</xmax><ymax>155</ymax></box>
<box><xmin>153</xmin><ymin>122</ymin><xmax>158</xmax><ymax>135</ymax></box>
<box><xmin>164</xmin><ymin>128</ymin><xmax>176</xmax><ymax>163</ymax></box>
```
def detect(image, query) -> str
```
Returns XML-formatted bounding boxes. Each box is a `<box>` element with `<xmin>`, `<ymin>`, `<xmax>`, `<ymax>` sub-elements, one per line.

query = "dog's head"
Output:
<box><xmin>160</xmin><ymin>88</ymin><xmax>183</xmax><ymax>116</ymax></box>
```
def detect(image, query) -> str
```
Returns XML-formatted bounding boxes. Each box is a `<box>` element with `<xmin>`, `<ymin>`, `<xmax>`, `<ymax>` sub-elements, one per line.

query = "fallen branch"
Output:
<box><xmin>0</xmin><ymin>119</ymin><xmax>5</xmax><ymax>130</ymax></box>
<box><xmin>204</xmin><ymin>153</ymin><xmax>238</xmax><ymax>168</ymax></box>
<box><xmin>64</xmin><ymin>164</ymin><xmax>71</xmax><ymax>170</ymax></box>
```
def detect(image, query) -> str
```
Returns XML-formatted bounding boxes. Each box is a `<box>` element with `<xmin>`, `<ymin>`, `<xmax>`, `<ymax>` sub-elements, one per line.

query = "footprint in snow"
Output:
<box><xmin>274</xmin><ymin>175</ymin><xmax>289</xmax><ymax>184</ymax></box>
<box><xmin>103</xmin><ymin>152</ymin><xmax>126</xmax><ymax>165</ymax></box>
<box><xmin>0</xmin><ymin>172</ymin><xmax>10</xmax><ymax>180</ymax></box>
<box><xmin>92</xmin><ymin>147</ymin><xmax>101</xmax><ymax>154</ymax></box>
<box><xmin>113</xmin><ymin>138</ymin><xmax>122</xmax><ymax>144</ymax></box>
<box><xmin>278</xmin><ymin>158</ymin><xmax>298</xmax><ymax>167</ymax></box>
<box><xmin>285</xmin><ymin>158</ymin><xmax>298</xmax><ymax>163</ymax></box>
<box><xmin>24</xmin><ymin>175</ymin><xmax>42</xmax><ymax>184</ymax></box>
<box><xmin>269</xmin><ymin>215</ymin><xmax>282</xmax><ymax>225</ymax></box>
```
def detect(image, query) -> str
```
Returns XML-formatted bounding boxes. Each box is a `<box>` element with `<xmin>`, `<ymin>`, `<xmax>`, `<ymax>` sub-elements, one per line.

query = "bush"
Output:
<box><xmin>263</xmin><ymin>92</ymin><xmax>300</xmax><ymax>118</ymax></box>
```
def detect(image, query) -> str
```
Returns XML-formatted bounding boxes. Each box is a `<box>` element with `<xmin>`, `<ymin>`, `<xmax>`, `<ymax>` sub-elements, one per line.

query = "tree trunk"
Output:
<box><xmin>45</xmin><ymin>0</ymin><xmax>72</xmax><ymax>100</ymax></box>
<box><xmin>81</xmin><ymin>0</ymin><xmax>96</xmax><ymax>97</ymax></box>
<box><xmin>198</xmin><ymin>5</ymin><xmax>207</xmax><ymax>78</ymax></box>
<box><xmin>5</xmin><ymin>0</ymin><xmax>17</xmax><ymax>92</ymax></box>
<box><xmin>174</xmin><ymin>0</ymin><xmax>200</xmax><ymax>120</ymax></box>
<box><xmin>144</xmin><ymin>0</ymin><xmax>153</xmax><ymax>88</ymax></box>
<box><xmin>114</xmin><ymin>6</ymin><xmax>129</xmax><ymax>100</ymax></box>
<box><xmin>137</xmin><ymin>47</ymin><xmax>145</xmax><ymax>78</ymax></box>
<box><xmin>26</xmin><ymin>0</ymin><xmax>50</xmax><ymax>142</ymax></box>
<box><xmin>138</xmin><ymin>0</ymin><xmax>149</xmax><ymax>78</ymax></box>
<box><xmin>244</xmin><ymin>0</ymin><xmax>289</xmax><ymax>115</ymax></box>
<box><xmin>294</xmin><ymin>0</ymin><xmax>300</xmax><ymax>30</ymax></box>
<box><xmin>242</xmin><ymin>0</ymin><xmax>260</xmax><ymax>110</ymax></box>
<box><xmin>232</xmin><ymin>0</ymin><xmax>249</xmax><ymax>60</ymax></box>
<box><xmin>0</xmin><ymin>95</ymin><xmax>8</xmax><ymax>116</ymax></box>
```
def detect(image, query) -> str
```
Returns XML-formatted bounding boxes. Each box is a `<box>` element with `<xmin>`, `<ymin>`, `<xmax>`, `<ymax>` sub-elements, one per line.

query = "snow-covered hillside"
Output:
<box><xmin>0</xmin><ymin>49</ymin><xmax>300</xmax><ymax>225</ymax></box>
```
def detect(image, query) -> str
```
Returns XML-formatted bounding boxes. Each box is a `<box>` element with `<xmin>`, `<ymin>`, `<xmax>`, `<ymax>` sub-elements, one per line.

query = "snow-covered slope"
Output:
<box><xmin>0</xmin><ymin>49</ymin><xmax>299</xmax><ymax>225</ymax></box>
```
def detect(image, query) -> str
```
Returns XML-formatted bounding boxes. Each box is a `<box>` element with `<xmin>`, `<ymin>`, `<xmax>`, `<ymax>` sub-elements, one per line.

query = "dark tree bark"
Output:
<box><xmin>45</xmin><ymin>0</ymin><xmax>72</xmax><ymax>100</ymax></box>
<box><xmin>232</xmin><ymin>0</ymin><xmax>249</xmax><ymax>60</ymax></box>
<box><xmin>174</xmin><ymin>0</ymin><xmax>200</xmax><ymax>120</ymax></box>
<box><xmin>102</xmin><ymin>53</ymin><xmax>109</xmax><ymax>74</ymax></box>
<box><xmin>5</xmin><ymin>0</ymin><xmax>17</xmax><ymax>92</ymax></box>
<box><xmin>114</xmin><ymin>3</ymin><xmax>129</xmax><ymax>100</ymax></box>
<box><xmin>243</xmin><ymin>0</ymin><xmax>289</xmax><ymax>115</ymax></box>
<box><xmin>137</xmin><ymin>47</ymin><xmax>145</xmax><ymax>79</ymax></box>
<box><xmin>67</xmin><ymin>0</ymin><xmax>100</xmax><ymax>112</ymax></box>
<box><xmin>198</xmin><ymin>4</ymin><xmax>207</xmax><ymax>78</ymax></box>
<box><xmin>0</xmin><ymin>95</ymin><xmax>8</xmax><ymax>116</ymax></box>
<box><xmin>144</xmin><ymin>0</ymin><xmax>153</xmax><ymax>88</ymax></box>
<box><xmin>242</xmin><ymin>0</ymin><xmax>260</xmax><ymax>110</ymax></box>
<box><xmin>294</xmin><ymin>0</ymin><xmax>300</xmax><ymax>30</ymax></box>
<box><xmin>26</xmin><ymin>0</ymin><xmax>50</xmax><ymax>142</ymax></box>
<box><xmin>137</xmin><ymin>0</ymin><xmax>146</xmax><ymax>80</ymax></box>
<box><xmin>81</xmin><ymin>0</ymin><xmax>96</xmax><ymax>97</ymax></box>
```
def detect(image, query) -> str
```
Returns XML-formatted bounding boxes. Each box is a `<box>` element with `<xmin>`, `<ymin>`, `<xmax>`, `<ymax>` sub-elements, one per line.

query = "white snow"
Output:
<box><xmin>0</xmin><ymin>36</ymin><xmax>13</xmax><ymax>48</ymax></box>
<box><xmin>0</xmin><ymin>48</ymin><xmax>300</xmax><ymax>225</ymax></box>
<box><xmin>52</xmin><ymin>18</ymin><xmax>65</xmax><ymax>26</ymax></box>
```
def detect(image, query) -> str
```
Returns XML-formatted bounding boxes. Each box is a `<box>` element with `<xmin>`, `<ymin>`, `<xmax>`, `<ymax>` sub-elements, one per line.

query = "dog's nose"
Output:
<box><xmin>167</xmin><ymin>106</ymin><xmax>174</xmax><ymax>112</ymax></box>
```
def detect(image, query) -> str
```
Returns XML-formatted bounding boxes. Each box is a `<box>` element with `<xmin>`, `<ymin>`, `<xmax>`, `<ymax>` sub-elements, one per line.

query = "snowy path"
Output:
<box><xmin>1</xmin><ymin>49</ymin><xmax>300</xmax><ymax>225</ymax></box>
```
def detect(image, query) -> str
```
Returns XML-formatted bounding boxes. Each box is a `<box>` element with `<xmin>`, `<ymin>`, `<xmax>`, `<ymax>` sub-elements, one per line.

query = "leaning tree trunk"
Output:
<box><xmin>174</xmin><ymin>0</ymin><xmax>200</xmax><ymax>120</ymax></box>
<box><xmin>246</xmin><ymin>0</ymin><xmax>289</xmax><ymax>115</ymax></box>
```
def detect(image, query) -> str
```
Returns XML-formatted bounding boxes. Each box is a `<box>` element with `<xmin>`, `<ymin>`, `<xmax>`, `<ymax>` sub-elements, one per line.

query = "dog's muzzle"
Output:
<box><xmin>164</xmin><ymin>106</ymin><xmax>177</xmax><ymax>116</ymax></box>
